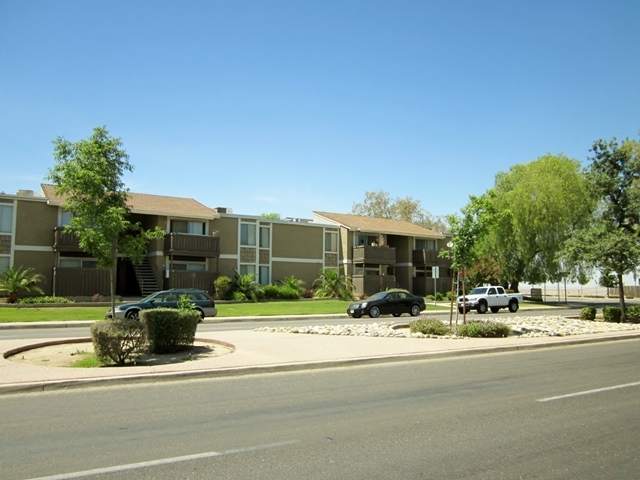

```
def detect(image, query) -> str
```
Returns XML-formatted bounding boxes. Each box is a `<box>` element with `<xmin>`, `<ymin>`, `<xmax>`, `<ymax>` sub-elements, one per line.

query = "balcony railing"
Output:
<box><xmin>412</xmin><ymin>249</ymin><xmax>451</xmax><ymax>267</ymax></box>
<box><xmin>352</xmin><ymin>246</ymin><xmax>396</xmax><ymax>265</ymax></box>
<box><xmin>164</xmin><ymin>270</ymin><xmax>218</xmax><ymax>293</ymax></box>
<box><xmin>53</xmin><ymin>227</ymin><xmax>82</xmax><ymax>252</ymax></box>
<box><xmin>164</xmin><ymin>233</ymin><xmax>220</xmax><ymax>257</ymax></box>
<box><xmin>352</xmin><ymin>275</ymin><xmax>397</xmax><ymax>296</ymax></box>
<box><xmin>53</xmin><ymin>267</ymin><xmax>110</xmax><ymax>296</ymax></box>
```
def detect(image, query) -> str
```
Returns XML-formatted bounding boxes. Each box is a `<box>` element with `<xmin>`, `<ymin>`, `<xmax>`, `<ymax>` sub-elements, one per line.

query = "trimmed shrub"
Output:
<box><xmin>603</xmin><ymin>306</ymin><xmax>622</xmax><ymax>323</ymax></box>
<box><xmin>260</xmin><ymin>284</ymin><xmax>301</xmax><ymax>300</ymax></box>
<box><xmin>232</xmin><ymin>291</ymin><xmax>247</xmax><ymax>301</ymax></box>
<box><xmin>457</xmin><ymin>320</ymin><xmax>512</xmax><ymax>338</ymax></box>
<box><xmin>435</xmin><ymin>292</ymin><xmax>446</xmax><ymax>301</ymax></box>
<box><xmin>625</xmin><ymin>306</ymin><xmax>640</xmax><ymax>324</ymax></box>
<box><xmin>141</xmin><ymin>308</ymin><xmax>200</xmax><ymax>354</ymax></box>
<box><xmin>410</xmin><ymin>318</ymin><xmax>451</xmax><ymax>336</ymax></box>
<box><xmin>580</xmin><ymin>306</ymin><xmax>597</xmax><ymax>321</ymax></box>
<box><xmin>18</xmin><ymin>296</ymin><xmax>74</xmax><ymax>304</ymax></box>
<box><xmin>90</xmin><ymin>318</ymin><xmax>145</xmax><ymax>365</ymax></box>
<box><xmin>214</xmin><ymin>275</ymin><xmax>233</xmax><ymax>300</ymax></box>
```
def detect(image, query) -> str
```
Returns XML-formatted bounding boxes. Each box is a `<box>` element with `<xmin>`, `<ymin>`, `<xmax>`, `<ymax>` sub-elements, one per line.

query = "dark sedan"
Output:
<box><xmin>347</xmin><ymin>290</ymin><xmax>426</xmax><ymax>318</ymax></box>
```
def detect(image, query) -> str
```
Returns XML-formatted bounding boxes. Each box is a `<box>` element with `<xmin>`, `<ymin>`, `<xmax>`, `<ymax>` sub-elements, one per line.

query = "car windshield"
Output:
<box><xmin>366</xmin><ymin>292</ymin><xmax>389</xmax><ymax>301</ymax></box>
<box><xmin>469</xmin><ymin>287</ymin><xmax>488</xmax><ymax>295</ymax></box>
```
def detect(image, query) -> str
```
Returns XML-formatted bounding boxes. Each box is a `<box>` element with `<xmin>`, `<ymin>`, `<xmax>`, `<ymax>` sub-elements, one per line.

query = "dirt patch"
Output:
<box><xmin>6</xmin><ymin>340</ymin><xmax>234</xmax><ymax>368</ymax></box>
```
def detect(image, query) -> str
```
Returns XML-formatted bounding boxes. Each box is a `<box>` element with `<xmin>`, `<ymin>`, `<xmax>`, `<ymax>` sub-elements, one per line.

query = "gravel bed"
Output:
<box><xmin>254</xmin><ymin>315</ymin><xmax>640</xmax><ymax>339</ymax></box>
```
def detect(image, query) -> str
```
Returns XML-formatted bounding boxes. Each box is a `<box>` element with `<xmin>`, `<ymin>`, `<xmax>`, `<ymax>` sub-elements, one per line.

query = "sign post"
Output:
<box><xmin>433</xmin><ymin>266</ymin><xmax>439</xmax><ymax>305</ymax></box>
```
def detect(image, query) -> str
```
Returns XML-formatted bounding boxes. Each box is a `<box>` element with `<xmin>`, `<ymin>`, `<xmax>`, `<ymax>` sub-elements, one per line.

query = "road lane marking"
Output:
<box><xmin>537</xmin><ymin>381</ymin><xmax>640</xmax><ymax>402</ymax></box>
<box><xmin>25</xmin><ymin>440</ymin><xmax>300</xmax><ymax>480</ymax></box>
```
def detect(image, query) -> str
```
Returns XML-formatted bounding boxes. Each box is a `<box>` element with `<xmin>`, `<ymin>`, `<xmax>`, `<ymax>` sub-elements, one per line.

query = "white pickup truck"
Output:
<box><xmin>457</xmin><ymin>286</ymin><xmax>523</xmax><ymax>314</ymax></box>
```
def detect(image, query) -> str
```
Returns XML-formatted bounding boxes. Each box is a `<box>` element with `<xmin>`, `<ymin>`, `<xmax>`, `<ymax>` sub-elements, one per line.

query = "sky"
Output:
<box><xmin>1</xmin><ymin>0</ymin><xmax>639</xmax><ymax>220</ymax></box>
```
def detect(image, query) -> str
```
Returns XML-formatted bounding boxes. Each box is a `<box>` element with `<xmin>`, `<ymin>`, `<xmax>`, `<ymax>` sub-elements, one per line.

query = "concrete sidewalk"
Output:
<box><xmin>2</xmin><ymin>320</ymin><xmax>640</xmax><ymax>395</ymax></box>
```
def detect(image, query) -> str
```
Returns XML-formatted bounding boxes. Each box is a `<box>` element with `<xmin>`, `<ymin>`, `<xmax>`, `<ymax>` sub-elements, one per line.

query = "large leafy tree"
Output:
<box><xmin>48</xmin><ymin>126</ymin><xmax>165</xmax><ymax>315</ymax></box>
<box><xmin>352</xmin><ymin>190</ymin><xmax>448</xmax><ymax>232</ymax></box>
<box><xmin>561</xmin><ymin>138</ymin><xmax>640</xmax><ymax>319</ymax></box>
<box><xmin>479</xmin><ymin>154</ymin><xmax>594</xmax><ymax>291</ymax></box>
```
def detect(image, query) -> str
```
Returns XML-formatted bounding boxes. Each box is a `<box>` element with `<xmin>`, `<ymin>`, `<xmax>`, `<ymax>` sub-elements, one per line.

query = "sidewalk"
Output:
<box><xmin>2</xmin><ymin>316</ymin><xmax>640</xmax><ymax>395</ymax></box>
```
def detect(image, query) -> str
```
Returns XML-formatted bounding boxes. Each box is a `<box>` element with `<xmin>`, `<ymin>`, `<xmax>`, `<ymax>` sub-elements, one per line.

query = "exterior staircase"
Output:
<box><xmin>133</xmin><ymin>257</ymin><xmax>160</xmax><ymax>296</ymax></box>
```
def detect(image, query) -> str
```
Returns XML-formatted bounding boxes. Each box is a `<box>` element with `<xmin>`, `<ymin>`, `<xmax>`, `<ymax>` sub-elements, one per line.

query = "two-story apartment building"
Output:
<box><xmin>313</xmin><ymin>212</ymin><xmax>452</xmax><ymax>297</ymax></box>
<box><xmin>0</xmin><ymin>186</ymin><xmax>450</xmax><ymax>299</ymax></box>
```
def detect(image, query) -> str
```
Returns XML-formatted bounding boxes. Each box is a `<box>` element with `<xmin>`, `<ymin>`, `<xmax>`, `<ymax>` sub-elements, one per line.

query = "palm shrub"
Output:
<box><xmin>410</xmin><ymin>318</ymin><xmax>451</xmax><ymax>336</ymax></box>
<box><xmin>313</xmin><ymin>269</ymin><xmax>354</xmax><ymax>301</ymax></box>
<box><xmin>603</xmin><ymin>306</ymin><xmax>622</xmax><ymax>323</ymax></box>
<box><xmin>90</xmin><ymin>318</ymin><xmax>145</xmax><ymax>365</ymax></box>
<box><xmin>457</xmin><ymin>320</ymin><xmax>512</xmax><ymax>338</ymax></box>
<box><xmin>141</xmin><ymin>308</ymin><xmax>200</xmax><ymax>354</ymax></box>
<box><xmin>234</xmin><ymin>270</ymin><xmax>261</xmax><ymax>302</ymax></box>
<box><xmin>580</xmin><ymin>306</ymin><xmax>597</xmax><ymax>321</ymax></box>
<box><xmin>279</xmin><ymin>275</ymin><xmax>305</xmax><ymax>294</ymax></box>
<box><xmin>0</xmin><ymin>266</ymin><xmax>44</xmax><ymax>303</ymax></box>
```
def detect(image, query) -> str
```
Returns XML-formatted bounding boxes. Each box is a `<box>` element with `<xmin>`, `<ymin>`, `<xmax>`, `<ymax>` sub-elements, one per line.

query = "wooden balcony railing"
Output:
<box><xmin>412</xmin><ymin>249</ymin><xmax>451</xmax><ymax>267</ymax></box>
<box><xmin>352</xmin><ymin>246</ymin><xmax>396</xmax><ymax>265</ymax></box>
<box><xmin>164</xmin><ymin>270</ymin><xmax>218</xmax><ymax>293</ymax></box>
<box><xmin>53</xmin><ymin>267</ymin><xmax>110</xmax><ymax>296</ymax></box>
<box><xmin>352</xmin><ymin>275</ymin><xmax>397</xmax><ymax>296</ymax></box>
<box><xmin>53</xmin><ymin>227</ymin><xmax>82</xmax><ymax>252</ymax></box>
<box><xmin>164</xmin><ymin>233</ymin><xmax>220</xmax><ymax>257</ymax></box>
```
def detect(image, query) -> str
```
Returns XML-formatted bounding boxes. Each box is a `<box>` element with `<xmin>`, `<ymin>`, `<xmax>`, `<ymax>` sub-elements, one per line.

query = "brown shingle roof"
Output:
<box><xmin>41</xmin><ymin>184</ymin><xmax>218</xmax><ymax>219</ymax></box>
<box><xmin>313</xmin><ymin>211</ymin><xmax>445</xmax><ymax>239</ymax></box>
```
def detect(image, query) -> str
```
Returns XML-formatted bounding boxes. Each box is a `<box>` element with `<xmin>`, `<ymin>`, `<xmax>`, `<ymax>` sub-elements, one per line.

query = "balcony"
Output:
<box><xmin>53</xmin><ymin>227</ymin><xmax>82</xmax><ymax>252</ymax></box>
<box><xmin>164</xmin><ymin>233</ymin><xmax>220</xmax><ymax>257</ymax></box>
<box><xmin>53</xmin><ymin>267</ymin><xmax>110</xmax><ymax>296</ymax></box>
<box><xmin>412</xmin><ymin>249</ymin><xmax>451</xmax><ymax>267</ymax></box>
<box><xmin>352</xmin><ymin>246</ymin><xmax>396</xmax><ymax>265</ymax></box>
<box><xmin>352</xmin><ymin>275</ymin><xmax>397</xmax><ymax>296</ymax></box>
<box><xmin>164</xmin><ymin>270</ymin><xmax>218</xmax><ymax>293</ymax></box>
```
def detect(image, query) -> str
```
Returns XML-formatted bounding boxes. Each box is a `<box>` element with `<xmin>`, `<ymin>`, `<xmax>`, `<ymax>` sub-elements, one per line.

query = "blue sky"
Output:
<box><xmin>1</xmin><ymin>0</ymin><xmax>638</xmax><ymax>220</ymax></box>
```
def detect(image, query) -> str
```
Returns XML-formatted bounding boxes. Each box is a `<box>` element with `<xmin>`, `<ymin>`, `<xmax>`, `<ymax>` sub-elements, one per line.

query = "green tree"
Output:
<box><xmin>0</xmin><ymin>266</ymin><xmax>44</xmax><ymax>303</ymax></box>
<box><xmin>47</xmin><ymin>126</ymin><xmax>165</xmax><ymax>316</ymax></box>
<box><xmin>313</xmin><ymin>269</ymin><xmax>354</xmax><ymax>301</ymax></box>
<box><xmin>480</xmin><ymin>154</ymin><xmax>594</xmax><ymax>290</ymax></box>
<box><xmin>352</xmin><ymin>190</ymin><xmax>448</xmax><ymax>232</ymax></box>
<box><xmin>260</xmin><ymin>213</ymin><xmax>282</xmax><ymax>220</ymax></box>
<box><xmin>561</xmin><ymin>138</ymin><xmax>640</xmax><ymax>320</ymax></box>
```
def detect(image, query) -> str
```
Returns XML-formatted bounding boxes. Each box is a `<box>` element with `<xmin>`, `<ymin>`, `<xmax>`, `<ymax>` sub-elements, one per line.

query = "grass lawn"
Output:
<box><xmin>0</xmin><ymin>299</ymin><xmax>452</xmax><ymax>323</ymax></box>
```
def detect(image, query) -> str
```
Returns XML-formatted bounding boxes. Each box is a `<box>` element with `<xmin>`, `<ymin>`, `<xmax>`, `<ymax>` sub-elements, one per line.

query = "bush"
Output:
<box><xmin>603</xmin><ymin>306</ymin><xmax>622</xmax><ymax>323</ymax></box>
<box><xmin>435</xmin><ymin>292</ymin><xmax>446</xmax><ymax>301</ymax></box>
<box><xmin>626</xmin><ymin>306</ymin><xmax>640</xmax><ymax>323</ymax></box>
<box><xmin>261</xmin><ymin>284</ymin><xmax>301</xmax><ymax>300</ymax></box>
<box><xmin>91</xmin><ymin>293</ymin><xmax>104</xmax><ymax>302</ymax></box>
<box><xmin>301</xmin><ymin>289</ymin><xmax>315</xmax><ymax>298</ymax></box>
<box><xmin>177</xmin><ymin>294</ymin><xmax>196</xmax><ymax>311</ymax></box>
<box><xmin>426</xmin><ymin>294</ymin><xmax>435</xmax><ymax>301</ymax></box>
<box><xmin>232</xmin><ymin>291</ymin><xmax>247</xmax><ymax>301</ymax></box>
<box><xmin>457</xmin><ymin>320</ymin><xmax>512</xmax><ymax>338</ymax></box>
<box><xmin>580</xmin><ymin>306</ymin><xmax>597</xmax><ymax>321</ymax></box>
<box><xmin>90</xmin><ymin>318</ymin><xmax>145</xmax><ymax>365</ymax></box>
<box><xmin>214</xmin><ymin>275</ymin><xmax>233</xmax><ymax>300</ymax></box>
<box><xmin>141</xmin><ymin>308</ymin><xmax>200</xmax><ymax>354</ymax></box>
<box><xmin>409</xmin><ymin>318</ymin><xmax>451</xmax><ymax>336</ymax></box>
<box><xmin>18</xmin><ymin>295</ymin><xmax>74</xmax><ymax>304</ymax></box>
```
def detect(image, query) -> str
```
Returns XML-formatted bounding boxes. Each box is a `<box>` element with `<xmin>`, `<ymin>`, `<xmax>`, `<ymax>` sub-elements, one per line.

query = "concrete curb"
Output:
<box><xmin>2</xmin><ymin>332</ymin><xmax>638</xmax><ymax>395</ymax></box>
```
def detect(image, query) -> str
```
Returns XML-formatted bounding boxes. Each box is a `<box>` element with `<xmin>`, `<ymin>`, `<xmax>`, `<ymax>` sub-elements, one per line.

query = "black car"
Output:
<box><xmin>106</xmin><ymin>288</ymin><xmax>218</xmax><ymax>321</ymax></box>
<box><xmin>347</xmin><ymin>290</ymin><xmax>426</xmax><ymax>318</ymax></box>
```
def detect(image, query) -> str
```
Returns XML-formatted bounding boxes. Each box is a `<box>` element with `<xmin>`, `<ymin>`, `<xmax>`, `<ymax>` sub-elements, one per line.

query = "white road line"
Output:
<box><xmin>26</xmin><ymin>440</ymin><xmax>300</xmax><ymax>480</ymax></box>
<box><xmin>537</xmin><ymin>381</ymin><xmax>640</xmax><ymax>402</ymax></box>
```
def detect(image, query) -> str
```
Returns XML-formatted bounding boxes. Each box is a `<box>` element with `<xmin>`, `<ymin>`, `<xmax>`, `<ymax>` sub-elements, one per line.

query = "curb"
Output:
<box><xmin>1</xmin><ymin>332</ymin><xmax>639</xmax><ymax>395</ymax></box>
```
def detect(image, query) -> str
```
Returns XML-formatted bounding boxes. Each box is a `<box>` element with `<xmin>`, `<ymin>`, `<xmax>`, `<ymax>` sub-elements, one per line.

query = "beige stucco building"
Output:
<box><xmin>0</xmin><ymin>186</ymin><xmax>451</xmax><ymax>299</ymax></box>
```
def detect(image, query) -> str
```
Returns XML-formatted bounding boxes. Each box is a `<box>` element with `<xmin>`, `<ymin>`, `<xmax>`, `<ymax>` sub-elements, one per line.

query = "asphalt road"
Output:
<box><xmin>2</xmin><ymin>340</ymin><xmax>639</xmax><ymax>479</ymax></box>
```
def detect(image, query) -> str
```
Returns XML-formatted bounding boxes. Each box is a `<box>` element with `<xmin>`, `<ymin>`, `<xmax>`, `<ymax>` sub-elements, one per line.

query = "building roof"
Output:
<box><xmin>313</xmin><ymin>211</ymin><xmax>446</xmax><ymax>239</ymax></box>
<box><xmin>41</xmin><ymin>184</ymin><xmax>219</xmax><ymax>219</ymax></box>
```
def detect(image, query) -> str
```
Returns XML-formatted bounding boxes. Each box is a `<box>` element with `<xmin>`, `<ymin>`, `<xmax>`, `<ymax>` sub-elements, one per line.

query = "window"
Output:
<box><xmin>171</xmin><ymin>220</ymin><xmax>205</xmax><ymax>235</ymax></box>
<box><xmin>0</xmin><ymin>256</ymin><xmax>9</xmax><ymax>275</ymax></box>
<box><xmin>415</xmin><ymin>239</ymin><xmax>436</xmax><ymax>250</ymax></box>
<box><xmin>357</xmin><ymin>234</ymin><xmax>378</xmax><ymax>246</ymax></box>
<box><xmin>259</xmin><ymin>225</ymin><xmax>270</xmax><ymax>248</ymax></box>
<box><xmin>259</xmin><ymin>266</ymin><xmax>270</xmax><ymax>285</ymax></box>
<box><xmin>60</xmin><ymin>210</ymin><xmax>73</xmax><ymax>226</ymax></box>
<box><xmin>241</xmin><ymin>223</ymin><xmax>256</xmax><ymax>246</ymax></box>
<box><xmin>59</xmin><ymin>257</ymin><xmax>98</xmax><ymax>268</ymax></box>
<box><xmin>239</xmin><ymin>264</ymin><xmax>256</xmax><ymax>276</ymax></box>
<box><xmin>325</xmin><ymin>232</ymin><xmax>338</xmax><ymax>252</ymax></box>
<box><xmin>171</xmin><ymin>262</ymin><xmax>206</xmax><ymax>271</ymax></box>
<box><xmin>0</xmin><ymin>204</ymin><xmax>13</xmax><ymax>233</ymax></box>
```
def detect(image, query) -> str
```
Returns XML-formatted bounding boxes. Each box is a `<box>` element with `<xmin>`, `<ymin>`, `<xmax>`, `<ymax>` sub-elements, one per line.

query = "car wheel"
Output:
<box><xmin>477</xmin><ymin>302</ymin><xmax>488</xmax><ymax>314</ymax></box>
<box><xmin>196</xmin><ymin>308</ymin><xmax>205</xmax><ymax>323</ymax></box>
<box><xmin>369</xmin><ymin>306</ymin><xmax>381</xmax><ymax>318</ymax></box>
<box><xmin>125</xmin><ymin>310</ymin><xmax>140</xmax><ymax>321</ymax></box>
<box><xmin>490</xmin><ymin>307</ymin><xmax>500</xmax><ymax>313</ymax></box>
<box><xmin>508</xmin><ymin>300</ymin><xmax>519</xmax><ymax>313</ymax></box>
<box><xmin>410</xmin><ymin>305</ymin><xmax>421</xmax><ymax>317</ymax></box>
<box><xmin>392</xmin><ymin>313</ymin><xmax>402</xmax><ymax>317</ymax></box>
<box><xmin>458</xmin><ymin>306</ymin><xmax>465</xmax><ymax>314</ymax></box>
